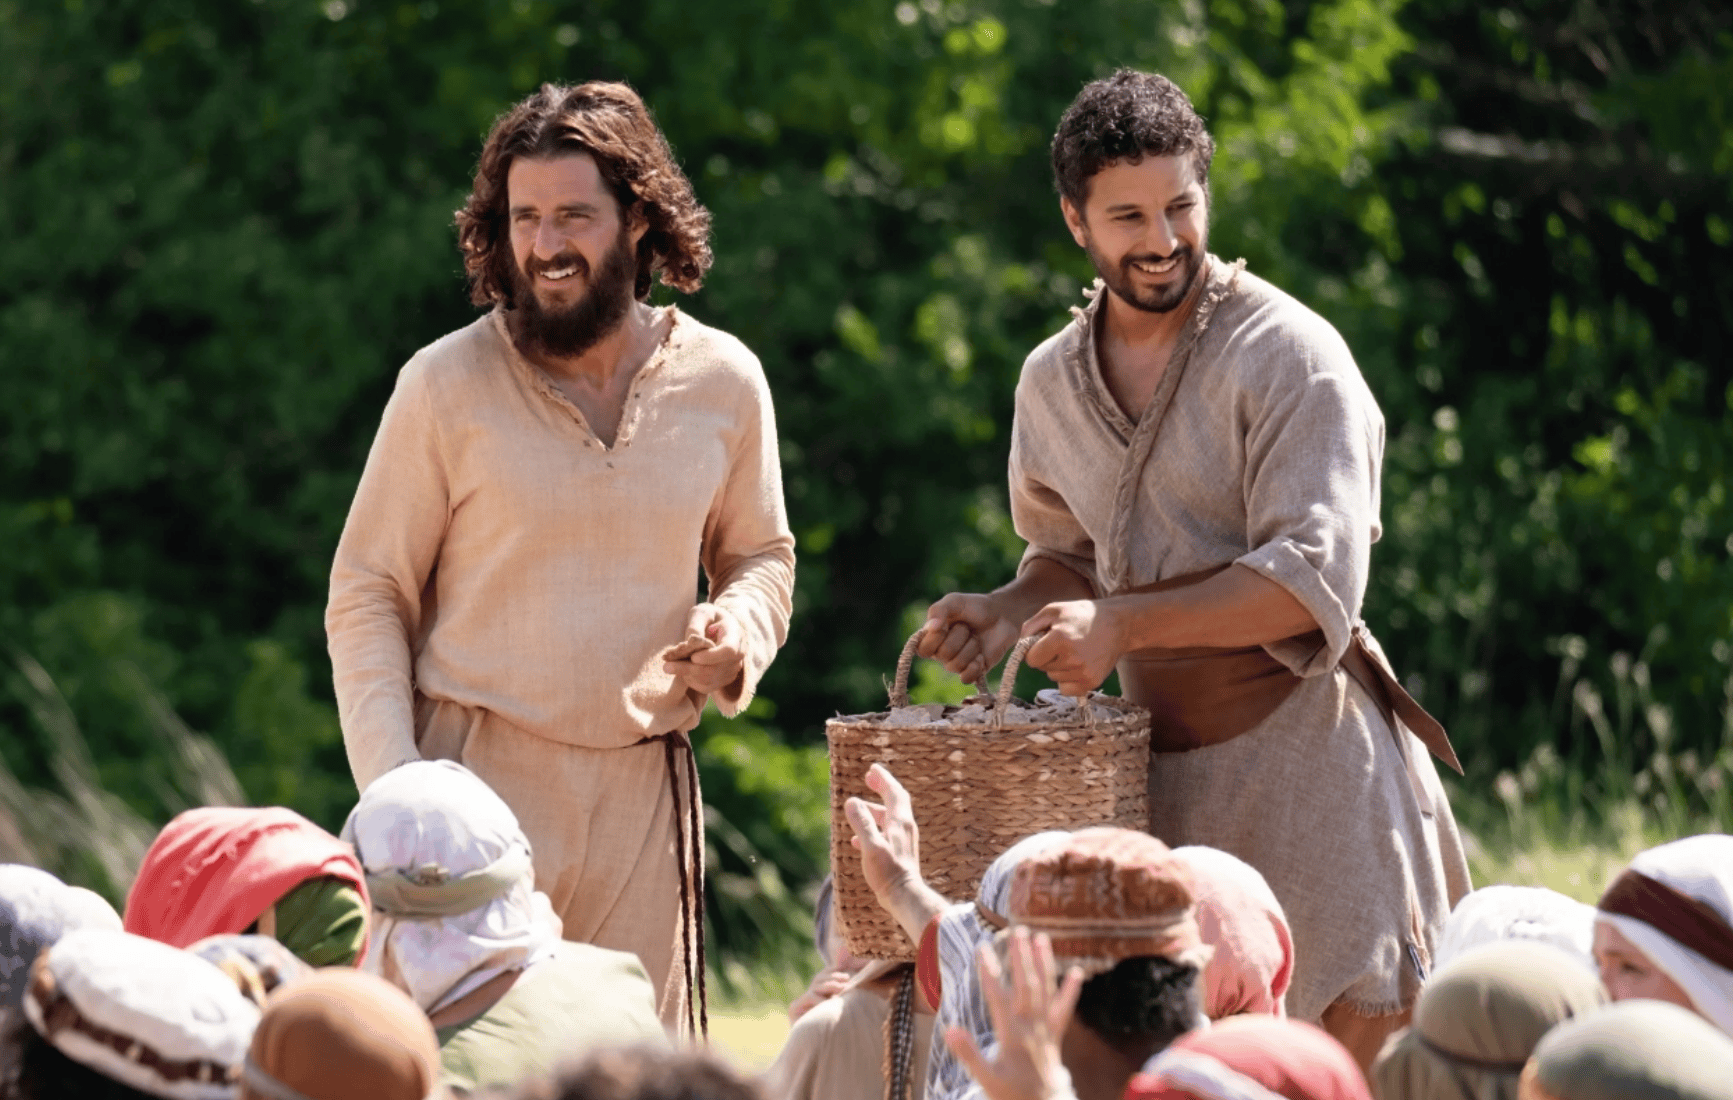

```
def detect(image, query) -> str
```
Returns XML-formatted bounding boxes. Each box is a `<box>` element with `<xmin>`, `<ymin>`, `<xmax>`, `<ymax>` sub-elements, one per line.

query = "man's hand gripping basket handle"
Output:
<box><xmin>890</xmin><ymin>630</ymin><xmax>1093</xmax><ymax>727</ymax></box>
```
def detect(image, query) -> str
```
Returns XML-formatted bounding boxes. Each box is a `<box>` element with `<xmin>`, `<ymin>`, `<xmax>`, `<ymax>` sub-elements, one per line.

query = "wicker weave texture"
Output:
<box><xmin>826</xmin><ymin>692</ymin><xmax>1150</xmax><ymax>961</ymax></box>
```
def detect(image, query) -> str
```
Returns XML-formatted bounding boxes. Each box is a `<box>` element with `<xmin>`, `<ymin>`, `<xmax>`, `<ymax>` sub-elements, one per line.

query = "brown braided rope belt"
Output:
<box><xmin>636</xmin><ymin>729</ymin><xmax>708</xmax><ymax>1039</ymax></box>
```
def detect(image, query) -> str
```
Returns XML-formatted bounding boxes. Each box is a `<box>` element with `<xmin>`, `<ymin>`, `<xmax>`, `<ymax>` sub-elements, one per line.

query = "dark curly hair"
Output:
<box><xmin>1074</xmin><ymin>955</ymin><xmax>1202</xmax><ymax>1057</ymax></box>
<box><xmin>1051</xmin><ymin>70</ymin><xmax>1215</xmax><ymax>208</ymax></box>
<box><xmin>455</xmin><ymin>82</ymin><xmax>713</xmax><ymax>307</ymax></box>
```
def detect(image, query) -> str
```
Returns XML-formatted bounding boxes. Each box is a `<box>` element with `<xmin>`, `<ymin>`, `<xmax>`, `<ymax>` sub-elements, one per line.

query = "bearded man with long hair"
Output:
<box><xmin>917</xmin><ymin>70</ymin><xmax>1471</xmax><ymax>1072</ymax></box>
<box><xmin>326</xmin><ymin>82</ymin><xmax>794</xmax><ymax>1038</ymax></box>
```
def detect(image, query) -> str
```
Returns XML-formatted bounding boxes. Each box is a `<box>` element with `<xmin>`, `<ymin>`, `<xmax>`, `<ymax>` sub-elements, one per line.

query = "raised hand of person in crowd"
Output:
<box><xmin>663</xmin><ymin>602</ymin><xmax>746</xmax><ymax>696</ymax></box>
<box><xmin>946</xmin><ymin>927</ymin><xmax>1084</xmax><ymax>1100</ymax></box>
<box><xmin>844</xmin><ymin>763</ymin><xmax>951</xmax><ymax>942</ymax></box>
<box><xmin>1020</xmin><ymin>599</ymin><xmax>1127</xmax><ymax>697</ymax></box>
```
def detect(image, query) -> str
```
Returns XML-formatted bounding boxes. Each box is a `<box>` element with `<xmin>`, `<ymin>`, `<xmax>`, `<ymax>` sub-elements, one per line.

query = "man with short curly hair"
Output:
<box><xmin>326</xmin><ymin>82</ymin><xmax>795</xmax><ymax>1037</ymax></box>
<box><xmin>921</xmin><ymin>69</ymin><xmax>1470</xmax><ymax>1069</ymax></box>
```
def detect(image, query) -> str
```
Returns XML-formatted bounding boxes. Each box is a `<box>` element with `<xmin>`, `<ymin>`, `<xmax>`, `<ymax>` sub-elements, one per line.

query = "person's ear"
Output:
<box><xmin>626</xmin><ymin>200</ymin><xmax>650</xmax><ymax>248</ymax></box>
<box><xmin>1060</xmin><ymin>197</ymin><xmax>1089</xmax><ymax>249</ymax></box>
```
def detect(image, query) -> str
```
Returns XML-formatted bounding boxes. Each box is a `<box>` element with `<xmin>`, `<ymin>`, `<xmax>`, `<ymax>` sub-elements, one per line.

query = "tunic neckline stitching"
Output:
<box><xmin>1064</xmin><ymin>255</ymin><xmax>1225</xmax><ymax>445</ymax></box>
<box><xmin>489</xmin><ymin>305</ymin><xmax>684</xmax><ymax>453</ymax></box>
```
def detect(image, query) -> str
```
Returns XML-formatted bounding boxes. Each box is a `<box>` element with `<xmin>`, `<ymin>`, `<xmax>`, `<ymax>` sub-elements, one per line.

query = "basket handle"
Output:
<box><xmin>892</xmin><ymin>630</ymin><xmax>1090</xmax><ymax>725</ymax></box>
<box><xmin>991</xmin><ymin>634</ymin><xmax>1094</xmax><ymax>727</ymax></box>
<box><xmin>890</xmin><ymin>630</ymin><xmax>987</xmax><ymax>708</ymax></box>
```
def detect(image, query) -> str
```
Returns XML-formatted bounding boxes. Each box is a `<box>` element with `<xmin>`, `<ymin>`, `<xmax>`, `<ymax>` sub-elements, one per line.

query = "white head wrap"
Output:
<box><xmin>0</xmin><ymin>864</ymin><xmax>121</xmax><ymax>1012</ymax></box>
<box><xmin>1595</xmin><ymin>833</ymin><xmax>1733</xmax><ymax>1035</ymax></box>
<box><xmin>925</xmin><ymin>830</ymin><xmax>1070</xmax><ymax>1100</ymax></box>
<box><xmin>342</xmin><ymin>760</ymin><xmax>560</xmax><ymax>1015</ymax></box>
<box><xmin>23</xmin><ymin>928</ymin><xmax>258</xmax><ymax>1100</ymax></box>
<box><xmin>1436</xmin><ymin>884</ymin><xmax>1598</xmax><ymax>972</ymax></box>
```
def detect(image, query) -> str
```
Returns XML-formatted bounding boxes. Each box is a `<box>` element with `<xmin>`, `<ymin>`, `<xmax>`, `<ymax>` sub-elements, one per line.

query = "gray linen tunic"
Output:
<box><xmin>1009</xmin><ymin>256</ymin><xmax>1471</xmax><ymax>1020</ymax></box>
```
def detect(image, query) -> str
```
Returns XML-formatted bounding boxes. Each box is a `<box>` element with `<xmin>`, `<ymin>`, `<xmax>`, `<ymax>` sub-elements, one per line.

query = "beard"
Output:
<box><xmin>508</xmin><ymin>228</ymin><xmax>638</xmax><ymax>360</ymax></box>
<box><xmin>1086</xmin><ymin>236</ymin><xmax>1207</xmax><ymax>314</ymax></box>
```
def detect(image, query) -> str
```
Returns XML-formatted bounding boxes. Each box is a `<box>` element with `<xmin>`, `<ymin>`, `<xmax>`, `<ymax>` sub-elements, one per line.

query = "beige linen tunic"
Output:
<box><xmin>327</xmin><ymin>306</ymin><xmax>794</xmax><ymax>1027</ymax></box>
<box><xmin>763</xmin><ymin>988</ymin><xmax>934</xmax><ymax>1100</ymax></box>
<box><xmin>1009</xmin><ymin>256</ymin><xmax>1471</xmax><ymax>1021</ymax></box>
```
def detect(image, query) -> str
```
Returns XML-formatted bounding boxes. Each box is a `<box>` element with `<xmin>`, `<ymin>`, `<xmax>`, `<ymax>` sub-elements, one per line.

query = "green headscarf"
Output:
<box><xmin>1372</xmin><ymin>941</ymin><xmax>1604</xmax><ymax>1100</ymax></box>
<box><xmin>257</xmin><ymin>875</ymin><xmax>370</xmax><ymax>968</ymax></box>
<box><xmin>1522</xmin><ymin>1000</ymin><xmax>1733</xmax><ymax>1100</ymax></box>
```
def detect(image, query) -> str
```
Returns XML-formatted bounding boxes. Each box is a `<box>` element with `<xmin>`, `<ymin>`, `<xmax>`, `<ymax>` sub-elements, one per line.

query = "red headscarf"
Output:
<box><xmin>1126</xmin><ymin>1017</ymin><xmax>1370</xmax><ymax>1100</ymax></box>
<box><xmin>123</xmin><ymin>806</ymin><xmax>368</xmax><ymax>956</ymax></box>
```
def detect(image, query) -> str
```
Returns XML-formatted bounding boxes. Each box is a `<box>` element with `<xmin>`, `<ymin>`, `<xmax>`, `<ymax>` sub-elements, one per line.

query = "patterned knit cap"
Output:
<box><xmin>1006</xmin><ymin>827</ymin><xmax>1212</xmax><ymax>976</ymax></box>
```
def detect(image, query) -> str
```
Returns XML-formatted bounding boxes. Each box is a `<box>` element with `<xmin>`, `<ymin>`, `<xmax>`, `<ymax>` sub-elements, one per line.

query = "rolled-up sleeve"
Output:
<box><xmin>326</xmin><ymin>357</ymin><xmax>450</xmax><ymax>789</ymax></box>
<box><xmin>701</xmin><ymin>360</ymin><xmax>796</xmax><ymax>716</ymax></box>
<box><xmin>1234</xmin><ymin>352</ymin><xmax>1384</xmax><ymax>677</ymax></box>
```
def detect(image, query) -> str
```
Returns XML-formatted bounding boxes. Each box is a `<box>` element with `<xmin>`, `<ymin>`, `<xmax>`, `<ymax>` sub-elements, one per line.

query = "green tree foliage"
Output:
<box><xmin>1</xmin><ymin>0</ymin><xmax>1728</xmax><ymax>974</ymax></box>
<box><xmin>1367</xmin><ymin>1</ymin><xmax>1733</xmax><ymax>767</ymax></box>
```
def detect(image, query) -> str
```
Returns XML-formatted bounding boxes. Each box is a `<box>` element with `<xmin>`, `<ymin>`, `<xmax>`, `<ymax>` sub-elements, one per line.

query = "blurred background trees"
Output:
<box><xmin>2</xmin><ymin>0</ymin><xmax>1728</xmax><ymax>989</ymax></box>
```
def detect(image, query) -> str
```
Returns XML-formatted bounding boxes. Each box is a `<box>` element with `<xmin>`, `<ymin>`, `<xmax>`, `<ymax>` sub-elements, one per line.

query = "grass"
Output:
<box><xmin>706</xmin><ymin>1005</ymin><xmax>793</xmax><ymax>1072</ymax></box>
<box><xmin>1450</xmin><ymin>648</ymin><xmax>1733</xmax><ymax>903</ymax></box>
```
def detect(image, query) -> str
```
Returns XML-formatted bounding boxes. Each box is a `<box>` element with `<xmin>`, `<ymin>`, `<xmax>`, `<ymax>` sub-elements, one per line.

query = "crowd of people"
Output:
<box><xmin>0</xmin><ymin>763</ymin><xmax>1728</xmax><ymax>1099</ymax></box>
<box><xmin>9</xmin><ymin>46</ymin><xmax>1731</xmax><ymax>1100</ymax></box>
<box><xmin>758</xmin><ymin>768</ymin><xmax>1733</xmax><ymax>1100</ymax></box>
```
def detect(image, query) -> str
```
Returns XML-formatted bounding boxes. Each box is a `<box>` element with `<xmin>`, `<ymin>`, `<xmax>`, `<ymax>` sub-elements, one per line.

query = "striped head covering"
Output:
<box><xmin>1129</xmin><ymin>1016</ymin><xmax>1369</xmax><ymax>1100</ymax></box>
<box><xmin>920</xmin><ymin>831</ymin><xmax>1068</xmax><ymax>1100</ymax></box>
<box><xmin>22</xmin><ymin>927</ymin><xmax>259</xmax><ymax>1099</ymax></box>
<box><xmin>189</xmin><ymin>936</ymin><xmax>314</xmax><ymax>1010</ymax></box>
<box><xmin>1371</xmin><ymin>942</ymin><xmax>1605</xmax><ymax>1100</ymax></box>
<box><xmin>1595</xmin><ymin>833</ymin><xmax>1733</xmax><ymax>1034</ymax></box>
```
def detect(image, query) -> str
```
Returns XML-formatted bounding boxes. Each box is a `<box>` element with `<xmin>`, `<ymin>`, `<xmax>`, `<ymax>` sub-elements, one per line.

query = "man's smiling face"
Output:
<box><xmin>1062</xmin><ymin>154</ymin><xmax>1208</xmax><ymax>314</ymax></box>
<box><xmin>505</xmin><ymin>152</ymin><xmax>643</xmax><ymax>358</ymax></box>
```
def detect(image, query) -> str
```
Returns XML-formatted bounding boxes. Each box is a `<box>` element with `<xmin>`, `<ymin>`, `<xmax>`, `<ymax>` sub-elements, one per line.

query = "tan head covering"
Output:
<box><xmin>1517</xmin><ymin>1000</ymin><xmax>1733</xmax><ymax>1100</ymax></box>
<box><xmin>1006</xmin><ymin>827</ymin><xmax>1212</xmax><ymax>976</ymax></box>
<box><xmin>1371</xmin><ymin>942</ymin><xmax>1605</xmax><ymax>1100</ymax></box>
<box><xmin>241</xmin><ymin>969</ymin><xmax>441</xmax><ymax>1100</ymax></box>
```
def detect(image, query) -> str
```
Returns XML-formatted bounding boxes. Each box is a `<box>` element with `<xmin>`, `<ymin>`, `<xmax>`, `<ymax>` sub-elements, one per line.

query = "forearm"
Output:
<box><xmin>1109</xmin><ymin>563</ymin><xmax>1319</xmax><ymax>651</ymax></box>
<box><xmin>706</xmin><ymin>544</ymin><xmax>795</xmax><ymax>713</ymax></box>
<box><xmin>328</xmin><ymin>596</ymin><xmax>423</xmax><ymax>790</ymax></box>
<box><xmin>991</xmin><ymin>557</ymin><xmax>1095</xmax><ymax>624</ymax></box>
<box><xmin>880</xmin><ymin>877</ymin><xmax>953</xmax><ymax>946</ymax></box>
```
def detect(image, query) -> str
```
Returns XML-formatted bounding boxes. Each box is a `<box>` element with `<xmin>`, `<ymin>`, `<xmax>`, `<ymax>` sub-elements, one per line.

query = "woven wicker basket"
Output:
<box><xmin>827</xmin><ymin>632</ymin><xmax>1151</xmax><ymax>961</ymax></box>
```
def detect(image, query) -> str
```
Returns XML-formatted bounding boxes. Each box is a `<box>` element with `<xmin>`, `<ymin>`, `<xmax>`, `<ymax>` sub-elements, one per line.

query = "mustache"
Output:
<box><xmin>525</xmin><ymin>251</ymin><xmax>590</xmax><ymax>278</ymax></box>
<box><xmin>1123</xmin><ymin>244</ymin><xmax>1193</xmax><ymax>268</ymax></box>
